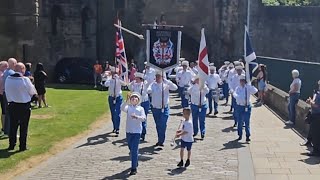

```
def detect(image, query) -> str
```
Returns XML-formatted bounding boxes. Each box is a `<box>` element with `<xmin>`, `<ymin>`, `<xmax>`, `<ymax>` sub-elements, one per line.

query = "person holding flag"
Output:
<box><xmin>103</xmin><ymin>67</ymin><xmax>127</xmax><ymax>135</ymax></box>
<box><xmin>147</xmin><ymin>70</ymin><xmax>177</xmax><ymax>147</ymax></box>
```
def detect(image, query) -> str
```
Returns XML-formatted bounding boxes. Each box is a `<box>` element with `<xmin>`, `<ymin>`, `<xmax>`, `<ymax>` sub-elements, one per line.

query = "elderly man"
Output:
<box><xmin>148</xmin><ymin>70</ymin><xmax>178</xmax><ymax>147</ymax></box>
<box><xmin>176</xmin><ymin>60</ymin><xmax>194</xmax><ymax>108</ymax></box>
<box><xmin>2</xmin><ymin>58</ymin><xmax>17</xmax><ymax>135</ymax></box>
<box><xmin>5</xmin><ymin>63</ymin><xmax>37</xmax><ymax>151</ymax></box>
<box><xmin>0</xmin><ymin>61</ymin><xmax>8</xmax><ymax>135</ymax></box>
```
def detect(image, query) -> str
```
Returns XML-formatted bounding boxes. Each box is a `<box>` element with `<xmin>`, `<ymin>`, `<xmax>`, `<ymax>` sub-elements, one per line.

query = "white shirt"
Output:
<box><xmin>227</xmin><ymin>68</ymin><xmax>236</xmax><ymax>84</ymax></box>
<box><xmin>181</xmin><ymin>119</ymin><xmax>194</xmax><ymax>142</ymax></box>
<box><xmin>121</xmin><ymin>103</ymin><xmax>146</xmax><ymax>134</ymax></box>
<box><xmin>104</xmin><ymin>76</ymin><xmax>126</xmax><ymax>97</ymax></box>
<box><xmin>290</xmin><ymin>78</ymin><xmax>302</xmax><ymax>93</ymax></box>
<box><xmin>128</xmin><ymin>81</ymin><xmax>149</xmax><ymax>102</ymax></box>
<box><xmin>187</xmin><ymin>84</ymin><xmax>209</xmax><ymax>106</ymax></box>
<box><xmin>176</xmin><ymin>69</ymin><xmax>194</xmax><ymax>87</ymax></box>
<box><xmin>219</xmin><ymin>69</ymin><xmax>228</xmax><ymax>81</ymax></box>
<box><xmin>191</xmin><ymin>67</ymin><xmax>198</xmax><ymax>74</ymax></box>
<box><xmin>143</xmin><ymin>68</ymin><xmax>156</xmax><ymax>85</ymax></box>
<box><xmin>206</xmin><ymin>73</ymin><xmax>222</xmax><ymax>90</ymax></box>
<box><xmin>147</xmin><ymin>79</ymin><xmax>178</xmax><ymax>109</ymax></box>
<box><xmin>229</xmin><ymin>73</ymin><xmax>243</xmax><ymax>92</ymax></box>
<box><xmin>5</xmin><ymin>73</ymin><xmax>37</xmax><ymax>103</ymax></box>
<box><xmin>233</xmin><ymin>84</ymin><xmax>258</xmax><ymax>106</ymax></box>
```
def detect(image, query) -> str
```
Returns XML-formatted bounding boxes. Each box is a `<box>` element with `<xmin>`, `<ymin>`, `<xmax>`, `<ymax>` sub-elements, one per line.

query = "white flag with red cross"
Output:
<box><xmin>197</xmin><ymin>28</ymin><xmax>210</xmax><ymax>88</ymax></box>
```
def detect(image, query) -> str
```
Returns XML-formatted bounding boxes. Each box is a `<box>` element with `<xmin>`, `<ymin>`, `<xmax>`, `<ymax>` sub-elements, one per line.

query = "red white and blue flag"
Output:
<box><xmin>197</xmin><ymin>28</ymin><xmax>210</xmax><ymax>88</ymax></box>
<box><xmin>115</xmin><ymin>19</ymin><xmax>129</xmax><ymax>83</ymax></box>
<box><xmin>244</xmin><ymin>25</ymin><xmax>258</xmax><ymax>84</ymax></box>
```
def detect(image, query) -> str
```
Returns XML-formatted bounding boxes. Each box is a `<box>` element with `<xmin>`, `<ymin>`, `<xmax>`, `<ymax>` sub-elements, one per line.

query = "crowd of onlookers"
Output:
<box><xmin>0</xmin><ymin>58</ymin><xmax>49</xmax><ymax>151</ymax></box>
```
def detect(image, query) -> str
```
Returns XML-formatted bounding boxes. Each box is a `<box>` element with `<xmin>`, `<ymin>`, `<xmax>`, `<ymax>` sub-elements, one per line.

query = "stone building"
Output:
<box><xmin>0</xmin><ymin>0</ymin><xmax>319</xmax><ymax>81</ymax></box>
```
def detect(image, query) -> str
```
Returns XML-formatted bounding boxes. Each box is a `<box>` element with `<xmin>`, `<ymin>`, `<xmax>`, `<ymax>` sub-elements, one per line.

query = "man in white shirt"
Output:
<box><xmin>104</xmin><ymin>67</ymin><xmax>127</xmax><ymax>135</ymax></box>
<box><xmin>219</xmin><ymin>61</ymin><xmax>230</xmax><ymax>105</ymax></box>
<box><xmin>206</xmin><ymin>66</ymin><xmax>222</xmax><ymax>115</ymax></box>
<box><xmin>229</xmin><ymin>65</ymin><xmax>245</xmax><ymax>127</ymax></box>
<box><xmin>233</xmin><ymin>75</ymin><xmax>258</xmax><ymax>142</ymax></box>
<box><xmin>128</xmin><ymin>72</ymin><xmax>150</xmax><ymax>141</ymax></box>
<box><xmin>190</xmin><ymin>62</ymin><xmax>198</xmax><ymax>75</ymax></box>
<box><xmin>187</xmin><ymin>76</ymin><xmax>209</xmax><ymax>139</ymax></box>
<box><xmin>143</xmin><ymin>62</ymin><xmax>156</xmax><ymax>86</ymax></box>
<box><xmin>5</xmin><ymin>63</ymin><xmax>37</xmax><ymax>151</ymax></box>
<box><xmin>148</xmin><ymin>70</ymin><xmax>178</xmax><ymax>146</ymax></box>
<box><xmin>176</xmin><ymin>60</ymin><xmax>194</xmax><ymax>108</ymax></box>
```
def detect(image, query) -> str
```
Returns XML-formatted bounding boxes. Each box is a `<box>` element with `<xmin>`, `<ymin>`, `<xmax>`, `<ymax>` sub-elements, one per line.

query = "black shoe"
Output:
<box><xmin>140</xmin><ymin>137</ymin><xmax>145</xmax><ymax>142</ymax></box>
<box><xmin>7</xmin><ymin>146</ymin><xmax>15</xmax><ymax>151</ymax></box>
<box><xmin>208</xmin><ymin>111</ymin><xmax>212</xmax><ymax>115</ymax></box>
<box><xmin>115</xmin><ymin>130</ymin><xmax>119</xmax><ymax>135</ymax></box>
<box><xmin>300</xmin><ymin>141</ymin><xmax>312</xmax><ymax>147</ymax></box>
<box><xmin>246</xmin><ymin>137</ymin><xmax>251</xmax><ymax>142</ymax></box>
<box><xmin>19</xmin><ymin>147</ymin><xmax>28</xmax><ymax>152</ymax></box>
<box><xmin>193</xmin><ymin>134</ymin><xmax>197</xmax><ymax>137</ymax></box>
<box><xmin>214</xmin><ymin>111</ymin><xmax>218</xmax><ymax>115</ymax></box>
<box><xmin>155</xmin><ymin>143</ymin><xmax>160</xmax><ymax>147</ymax></box>
<box><xmin>237</xmin><ymin>136</ymin><xmax>242</xmax><ymax>141</ymax></box>
<box><xmin>233</xmin><ymin>123</ymin><xmax>237</xmax><ymax>127</ymax></box>
<box><xmin>129</xmin><ymin>169</ymin><xmax>137</xmax><ymax>175</ymax></box>
<box><xmin>185</xmin><ymin>159</ymin><xmax>190</xmax><ymax>167</ymax></box>
<box><xmin>158</xmin><ymin>143</ymin><xmax>164</xmax><ymax>147</ymax></box>
<box><xmin>201</xmin><ymin>134</ymin><xmax>205</xmax><ymax>140</ymax></box>
<box><xmin>112</xmin><ymin>129</ymin><xmax>115</xmax><ymax>133</ymax></box>
<box><xmin>177</xmin><ymin>160</ymin><xmax>184</xmax><ymax>167</ymax></box>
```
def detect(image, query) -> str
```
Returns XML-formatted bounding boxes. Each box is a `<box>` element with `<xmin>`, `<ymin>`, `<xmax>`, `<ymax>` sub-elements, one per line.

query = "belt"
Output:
<box><xmin>109</xmin><ymin>95</ymin><xmax>121</xmax><ymax>98</ymax></box>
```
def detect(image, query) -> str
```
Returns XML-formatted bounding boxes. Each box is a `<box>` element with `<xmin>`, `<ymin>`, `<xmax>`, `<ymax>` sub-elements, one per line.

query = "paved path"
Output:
<box><xmin>16</xmin><ymin>94</ymin><xmax>320</xmax><ymax>180</ymax></box>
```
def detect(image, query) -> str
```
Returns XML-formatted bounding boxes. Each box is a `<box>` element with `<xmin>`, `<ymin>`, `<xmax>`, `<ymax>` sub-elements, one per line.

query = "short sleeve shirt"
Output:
<box><xmin>181</xmin><ymin>120</ymin><xmax>194</xmax><ymax>142</ymax></box>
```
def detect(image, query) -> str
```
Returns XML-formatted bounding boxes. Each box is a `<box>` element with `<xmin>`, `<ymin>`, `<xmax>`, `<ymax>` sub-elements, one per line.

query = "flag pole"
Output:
<box><xmin>247</xmin><ymin>0</ymin><xmax>251</xmax><ymax>31</ymax></box>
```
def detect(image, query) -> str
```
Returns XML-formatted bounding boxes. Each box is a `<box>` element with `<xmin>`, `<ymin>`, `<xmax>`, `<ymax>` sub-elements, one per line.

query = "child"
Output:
<box><xmin>121</xmin><ymin>92</ymin><xmax>146</xmax><ymax>175</ymax></box>
<box><xmin>176</xmin><ymin>108</ymin><xmax>194</xmax><ymax>168</ymax></box>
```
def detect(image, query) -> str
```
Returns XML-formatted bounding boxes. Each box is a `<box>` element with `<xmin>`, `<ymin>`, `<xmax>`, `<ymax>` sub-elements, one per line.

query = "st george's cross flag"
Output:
<box><xmin>115</xmin><ymin>19</ymin><xmax>129</xmax><ymax>83</ymax></box>
<box><xmin>244</xmin><ymin>25</ymin><xmax>258</xmax><ymax>84</ymax></box>
<box><xmin>197</xmin><ymin>28</ymin><xmax>210</xmax><ymax>88</ymax></box>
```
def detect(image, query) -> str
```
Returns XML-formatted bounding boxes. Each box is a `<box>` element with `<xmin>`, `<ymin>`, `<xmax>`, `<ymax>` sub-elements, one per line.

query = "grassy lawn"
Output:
<box><xmin>0</xmin><ymin>84</ymin><xmax>111</xmax><ymax>174</ymax></box>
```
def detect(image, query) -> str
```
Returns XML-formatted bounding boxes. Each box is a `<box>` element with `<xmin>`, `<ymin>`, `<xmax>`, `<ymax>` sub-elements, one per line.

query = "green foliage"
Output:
<box><xmin>262</xmin><ymin>0</ymin><xmax>320</xmax><ymax>6</ymax></box>
<box><xmin>0</xmin><ymin>84</ymin><xmax>117</xmax><ymax>175</ymax></box>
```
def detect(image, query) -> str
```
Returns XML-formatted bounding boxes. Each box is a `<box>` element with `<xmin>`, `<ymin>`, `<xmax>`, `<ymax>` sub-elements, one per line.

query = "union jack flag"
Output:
<box><xmin>115</xmin><ymin>19</ymin><xmax>129</xmax><ymax>83</ymax></box>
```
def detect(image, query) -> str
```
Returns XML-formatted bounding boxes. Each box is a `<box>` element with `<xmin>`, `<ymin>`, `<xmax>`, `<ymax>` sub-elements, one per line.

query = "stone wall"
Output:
<box><xmin>251</xmin><ymin>1</ymin><xmax>320</xmax><ymax>62</ymax></box>
<box><xmin>263</xmin><ymin>83</ymin><xmax>310</xmax><ymax>135</ymax></box>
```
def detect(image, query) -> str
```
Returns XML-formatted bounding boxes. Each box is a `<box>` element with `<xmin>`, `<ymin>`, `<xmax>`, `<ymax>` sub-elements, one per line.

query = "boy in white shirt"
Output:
<box><xmin>121</xmin><ymin>92</ymin><xmax>146</xmax><ymax>175</ymax></box>
<box><xmin>176</xmin><ymin>108</ymin><xmax>194</xmax><ymax>168</ymax></box>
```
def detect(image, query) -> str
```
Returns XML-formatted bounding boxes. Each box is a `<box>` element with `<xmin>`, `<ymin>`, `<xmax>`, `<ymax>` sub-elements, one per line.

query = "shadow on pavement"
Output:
<box><xmin>76</xmin><ymin>132</ymin><xmax>114</xmax><ymax>148</ymax></box>
<box><xmin>221</xmin><ymin>127</ymin><xmax>237</xmax><ymax>133</ymax></box>
<box><xmin>219</xmin><ymin>139</ymin><xmax>246</xmax><ymax>151</ymax></box>
<box><xmin>112</xmin><ymin>138</ymin><xmax>128</xmax><ymax>147</ymax></box>
<box><xmin>0</xmin><ymin>149</ymin><xmax>20</xmax><ymax>159</ymax></box>
<box><xmin>140</xmin><ymin>145</ymin><xmax>162</xmax><ymax>155</ymax></box>
<box><xmin>167</xmin><ymin>167</ymin><xmax>187</xmax><ymax>176</ymax></box>
<box><xmin>299</xmin><ymin>154</ymin><xmax>320</xmax><ymax>165</ymax></box>
<box><xmin>110</xmin><ymin>155</ymin><xmax>153</xmax><ymax>162</ymax></box>
<box><xmin>101</xmin><ymin>168</ymin><xmax>131</xmax><ymax>180</ymax></box>
<box><xmin>170</xmin><ymin>105</ymin><xmax>182</xmax><ymax>110</ymax></box>
<box><xmin>222</xmin><ymin>116</ymin><xmax>234</xmax><ymax>120</ymax></box>
<box><xmin>170</xmin><ymin>112</ymin><xmax>183</xmax><ymax>117</ymax></box>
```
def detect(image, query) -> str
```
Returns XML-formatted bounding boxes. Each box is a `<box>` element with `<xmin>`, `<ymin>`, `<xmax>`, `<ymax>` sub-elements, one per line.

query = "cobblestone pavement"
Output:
<box><xmin>16</xmin><ymin>94</ymin><xmax>240</xmax><ymax>180</ymax></box>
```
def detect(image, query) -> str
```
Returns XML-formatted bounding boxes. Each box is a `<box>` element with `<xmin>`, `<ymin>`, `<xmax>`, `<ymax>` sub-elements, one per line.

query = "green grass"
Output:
<box><xmin>0</xmin><ymin>84</ymin><xmax>113</xmax><ymax>174</ymax></box>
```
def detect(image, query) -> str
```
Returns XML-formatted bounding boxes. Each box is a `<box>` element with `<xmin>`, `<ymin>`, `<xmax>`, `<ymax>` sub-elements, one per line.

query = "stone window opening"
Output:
<box><xmin>51</xmin><ymin>5</ymin><xmax>64</xmax><ymax>35</ymax></box>
<box><xmin>81</xmin><ymin>6</ymin><xmax>90</xmax><ymax>39</ymax></box>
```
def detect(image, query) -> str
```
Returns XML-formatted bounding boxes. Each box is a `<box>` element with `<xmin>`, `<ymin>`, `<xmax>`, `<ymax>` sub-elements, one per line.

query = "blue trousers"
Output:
<box><xmin>108</xmin><ymin>96</ymin><xmax>123</xmax><ymax>130</ymax></box>
<box><xmin>207</xmin><ymin>90</ymin><xmax>218</xmax><ymax>113</ymax></box>
<box><xmin>236</xmin><ymin>105</ymin><xmax>251</xmax><ymax>137</ymax></box>
<box><xmin>288</xmin><ymin>93</ymin><xmax>300</xmax><ymax>124</ymax></box>
<box><xmin>126</xmin><ymin>133</ymin><xmax>140</xmax><ymax>170</ymax></box>
<box><xmin>178</xmin><ymin>86</ymin><xmax>189</xmax><ymax>108</ymax></box>
<box><xmin>222</xmin><ymin>82</ymin><xmax>229</xmax><ymax>102</ymax></box>
<box><xmin>191</xmin><ymin>104</ymin><xmax>207</xmax><ymax>136</ymax></box>
<box><xmin>232</xmin><ymin>97</ymin><xmax>238</xmax><ymax>124</ymax></box>
<box><xmin>140</xmin><ymin>101</ymin><xmax>150</xmax><ymax>139</ymax></box>
<box><xmin>151</xmin><ymin>107</ymin><xmax>169</xmax><ymax>144</ymax></box>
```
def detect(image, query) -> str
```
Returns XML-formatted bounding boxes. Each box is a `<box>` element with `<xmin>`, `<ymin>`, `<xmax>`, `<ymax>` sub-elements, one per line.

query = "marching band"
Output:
<box><xmin>102</xmin><ymin>59</ymin><xmax>257</xmax><ymax>175</ymax></box>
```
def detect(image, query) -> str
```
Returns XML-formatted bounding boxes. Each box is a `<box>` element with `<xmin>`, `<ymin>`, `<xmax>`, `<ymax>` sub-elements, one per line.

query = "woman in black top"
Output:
<box><xmin>34</xmin><ymin>63</ymin><xmax>48</xmax><ymax>108</ymax></box>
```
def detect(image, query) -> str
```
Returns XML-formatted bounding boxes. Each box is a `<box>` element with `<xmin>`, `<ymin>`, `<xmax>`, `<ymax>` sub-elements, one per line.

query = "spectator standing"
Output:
<box><xmin>304</xmin><ymin>80</ymin><xmax>320</xmax><ymax>156</ymax></box>
<box><xmin>34</xmin><ymin>63</ymin><xmax>49</xmax><ymax>108</ymax></box>
<box><xmin>5</xmin><ymin>63</ymin><xmax>37</xmax><ymax>151</ymax></box>
<box><xmin>93</xmin><ymin>61</ymin><xmax>103</xmax><ymax>88</ymax></box>
<box><xmin>0</xmin><ymin>61</ymin><xmax>8</xmax><ymax>135</ymax></box>
<box><xmin>285</xmin><ymin>69</ymin><xmax>301</xmax><ymax>125</ymax></box>
<box><xmin>256</xmin><ymin>64</ymin><xmax>267</xmax><ymax>105</ymax></box>
<box><xmin>24</xmin><ymin>63</ymin><xmax>32</xmax><ymax>77</ymax></box>
<box><xmin>2</xmin><ymin>58</ymin><xmax>17</xmax><ymax>135</ymax></box>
